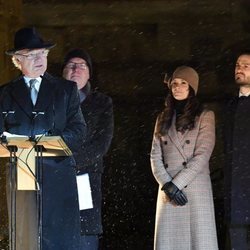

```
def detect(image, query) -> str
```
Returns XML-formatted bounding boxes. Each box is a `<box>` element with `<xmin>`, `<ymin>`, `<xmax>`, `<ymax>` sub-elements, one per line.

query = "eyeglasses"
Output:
<box><xmin>65</xmin><ymin>62</ymin><xmax>88</xmax><ymax>70</ymax></box>
<box><xmin>15</xmin><ymin>50</ymin><xmax>49</xmax><ymax>60</ymax></box>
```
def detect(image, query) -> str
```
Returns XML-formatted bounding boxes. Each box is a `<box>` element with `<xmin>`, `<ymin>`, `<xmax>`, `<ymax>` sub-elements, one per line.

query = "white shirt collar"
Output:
<box><xmin>23</xmin><ymin>76</ymin><xmax>42</xmax><ymax>91</ymax></box>
<box><xmin>239</xmin><ymin>91</ymin><xmax>250</xmax><ymax>97</ymax></box>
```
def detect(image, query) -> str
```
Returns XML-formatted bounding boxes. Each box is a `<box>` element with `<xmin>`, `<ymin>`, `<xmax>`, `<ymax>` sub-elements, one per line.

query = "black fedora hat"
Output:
<box><xmin>6</xmin><ymin>27</ymin><xmax>56</xmax><ymax>55</ymax></box>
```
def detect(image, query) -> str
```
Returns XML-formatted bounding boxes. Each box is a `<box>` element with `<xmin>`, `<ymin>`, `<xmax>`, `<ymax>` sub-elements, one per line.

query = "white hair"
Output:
<box><xmin>11</xmin><ymin>55</ymin><xmax>22</xmax><ymax>70</ymax></box>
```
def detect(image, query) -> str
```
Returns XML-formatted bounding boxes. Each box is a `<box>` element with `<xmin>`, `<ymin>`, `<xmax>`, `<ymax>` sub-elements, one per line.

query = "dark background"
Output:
<box><xmin>1</xmin><ymin>0</ymin><xmax>250</xmax><ymax>249</ymax></box>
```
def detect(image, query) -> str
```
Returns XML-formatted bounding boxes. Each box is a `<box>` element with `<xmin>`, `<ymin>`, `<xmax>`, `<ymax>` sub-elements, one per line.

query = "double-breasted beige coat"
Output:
<box><xmin>150</xmin><ymin>110</ymin><xmax>218</xmax><ymax>250</ymax></box>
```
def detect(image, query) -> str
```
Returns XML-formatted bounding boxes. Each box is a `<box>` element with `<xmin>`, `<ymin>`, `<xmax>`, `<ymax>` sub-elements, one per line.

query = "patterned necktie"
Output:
<box><xmin>29</xmin><ymin>79</ymin><xmax>38</xmax><ymax>105</ymax></box>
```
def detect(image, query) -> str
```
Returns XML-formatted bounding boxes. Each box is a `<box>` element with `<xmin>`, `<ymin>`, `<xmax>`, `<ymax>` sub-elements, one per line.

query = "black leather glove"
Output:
<box><xmin>161</xmin><ymin>182</ymin><xmax>188</xmax><ymax>206</ymax></box>
<box><xmin>173</xmin><ymin>189</ymin><xmax>188</xmax><ymax>206</ymax></box>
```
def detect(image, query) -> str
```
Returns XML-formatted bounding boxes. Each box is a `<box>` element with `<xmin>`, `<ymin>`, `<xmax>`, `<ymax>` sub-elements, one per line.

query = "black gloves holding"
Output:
<box><xmin>161</xmin><ymin>182</ymin><xmax>188</xmax><ymax>206</ymax></box>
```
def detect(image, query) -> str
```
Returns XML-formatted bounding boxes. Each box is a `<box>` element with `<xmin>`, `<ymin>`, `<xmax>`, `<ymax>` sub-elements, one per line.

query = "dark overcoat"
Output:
<box><xmin>75</xmin><ymin>85</ymin><xmax>113</xmax><ymax>235</ymax></box>
<box><xmin>0</xmin><ymin>72</ymin><xmax>86</xmax><ymax>249</ymax></box>
<box><xmin>224</xmin><ymin>96</ymin><xmax>250</xmax><ymax>225</ymax></box>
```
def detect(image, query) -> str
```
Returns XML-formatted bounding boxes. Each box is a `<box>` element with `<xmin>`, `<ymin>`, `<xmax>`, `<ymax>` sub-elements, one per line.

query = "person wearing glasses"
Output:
<box><xmin>0</xmin><ymin>27</ymin><xmax>85</xmax><ymax>250</ymax></box>
<box><xmin>150</xmin><ymin>66</ymin><xmax>218</xmax><ymax>249</ymax></box>
<box><xmin>62</xmin><ymin>48</ymin><xmax>114</xmax><ymax>250</ymax></box>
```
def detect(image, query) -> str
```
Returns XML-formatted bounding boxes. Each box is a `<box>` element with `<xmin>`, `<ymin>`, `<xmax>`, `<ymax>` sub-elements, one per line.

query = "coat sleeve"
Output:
<box><xmin>172</xmin><ymin>110</ymin><xmax>215</xmax><ymax>190</ymax></box>
<box><xmin>150</xmin><ymin>117</ymin><xmax>172</xmax><ymax>186</ymax></box>
<box><xmin>76</xmin><ymin>96</ymin><xmax>114</xmax><ymax>169</ymax></box>
<box><xmin>61</xmin><ymin>83</ymin><xmax>86</xmax><ymax>152</ymax></box>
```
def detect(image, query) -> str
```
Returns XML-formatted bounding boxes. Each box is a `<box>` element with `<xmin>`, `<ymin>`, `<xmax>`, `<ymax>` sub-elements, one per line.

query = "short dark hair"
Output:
<box><xmin>235</xmin><ymin>49</ymin><xmax>250</xmax><ymax>61</ymax></box>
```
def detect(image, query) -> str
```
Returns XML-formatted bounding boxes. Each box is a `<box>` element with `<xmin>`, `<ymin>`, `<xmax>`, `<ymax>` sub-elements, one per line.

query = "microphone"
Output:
<box><xmin>45</xmin><ymin>103</ymin><xmax>56</xmax><ymax>136</ymax></box>
<box><xmin>2</xmin><ymin>110</ymin><xmax>15</xmax><ymax>119</ymax></box>
<box><xmin>32</xmin><ymin>111</ymin><xmax>45</xmax><ymax>120</ymax></box>
<box><xmin>30</xmin><ymin>111</ymin><xmax>45</xmax><ymax>141</ymax></box>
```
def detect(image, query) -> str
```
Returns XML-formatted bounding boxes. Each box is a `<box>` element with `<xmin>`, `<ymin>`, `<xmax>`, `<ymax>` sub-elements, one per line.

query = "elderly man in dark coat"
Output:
<box><xmin>62</xmin><ymin>48</ymin><xmax>114</xmax><ymax>250</ymax></box>
<box><xmin>0</xmin><ymin>27</ymin><xmax>86</xmax><ymax>250</ymax></box>
<box><xmin>224</xmin><ymin>51</ymin><xmax>250</xmax><ymax>250</ymax></box>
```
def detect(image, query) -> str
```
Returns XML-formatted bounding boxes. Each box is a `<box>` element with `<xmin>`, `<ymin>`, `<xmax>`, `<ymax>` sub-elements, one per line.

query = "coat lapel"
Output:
<box><xmin>178</xmin><ymin>126</ymin><xmax>189</xmax><ymax>143</ymax></box>
<box><xmin>10</xmin><ymin>74</ymin><xmax>56</xmax><ymax>116</ymax></box>
<box><xmin>167</xmin><ymin>114</ymin><xmax>187</xmax><ymax>160</ymax></box>
<box><xmin>35</xmin><ymin>73</ymin><xmax>56</xmax><ymax>112</ymax></box>
<box><xmin>10</xmin><ymin>78</ymin><xmax>33</xmax><ymax>118</ymax></box>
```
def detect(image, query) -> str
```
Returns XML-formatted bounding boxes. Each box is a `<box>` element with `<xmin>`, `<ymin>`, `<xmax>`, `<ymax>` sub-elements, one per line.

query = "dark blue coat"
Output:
<box><xmin>224</xmin><ymin>96</ymin><xmax>250</xmax><ymax>225</ymax></box>
<box><xmin>74</xmin><ymin>84</ymin><xmax>113</xmax><ymax>235</ymax></box>
<box><xmin>0</xmin><ymin>72</ymin><xmax>86</xmax><ymax>249</ymax></box>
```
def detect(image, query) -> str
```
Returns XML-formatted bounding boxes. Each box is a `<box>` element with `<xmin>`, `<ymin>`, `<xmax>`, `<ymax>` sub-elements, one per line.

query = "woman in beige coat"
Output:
<box><xmin>150</xmin><ymin>66</ymin><xmax>218</xmax><ymax>250</ymax></box>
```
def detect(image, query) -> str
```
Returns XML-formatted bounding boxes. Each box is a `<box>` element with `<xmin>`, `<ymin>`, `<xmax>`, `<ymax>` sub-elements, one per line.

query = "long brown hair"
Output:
<box><xmin>156</xmin><ymin>87</ymin><xmax>203</xmax><ymax>136</ymax></box>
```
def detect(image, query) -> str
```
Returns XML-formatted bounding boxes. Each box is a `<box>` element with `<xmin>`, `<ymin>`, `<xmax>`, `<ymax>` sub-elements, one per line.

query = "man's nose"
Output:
<box><xmin>71</xmin><ymin>65</ymin><xmax>80</xmax><ymax>72</ymax></box>
<box><xmin>236</xmin><ymin>65</ymin><xmax>243</xmax><ymax>72</ymax></box>
<box><xmin>73</xmin><ymin>65</ymin><xmax>83</xmax><ymax>72</ymax></box>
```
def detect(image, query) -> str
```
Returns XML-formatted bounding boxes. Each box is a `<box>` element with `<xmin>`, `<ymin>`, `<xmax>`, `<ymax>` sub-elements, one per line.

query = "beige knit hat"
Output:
<box><xmin>168</xmin><ymin>66</ymin><xmax>199</xmax><ymax>95</ymax></box>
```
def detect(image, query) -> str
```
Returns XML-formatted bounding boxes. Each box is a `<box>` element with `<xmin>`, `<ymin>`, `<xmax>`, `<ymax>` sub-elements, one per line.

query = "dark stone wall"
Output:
<box><xmin>0</xmin><ymin>1</ymin><xmax>22</xmax><ymax>248</ymax></box>
<box><xmin>1</xmin><ymin>0</ymin><xmax>250</xmax><ymax>249</ymax></box>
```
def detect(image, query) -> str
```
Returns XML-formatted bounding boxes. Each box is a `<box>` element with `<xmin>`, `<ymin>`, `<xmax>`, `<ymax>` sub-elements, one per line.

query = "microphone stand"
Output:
<box><xmin>1</xmin><ymin>111</ymin><xmax>16</xmax><ymax>250</ymax></box>
<box><xmin>30</xmin><ymin>111</ymin><xmax>45</xmax><ymax>250</ymax></box>
<box><xmin>34</xmin><ymin>143</ymin><xmax>45</xmax><ymax>250</ymax></box>
<box><xmin>7</xmin><ymin>144</ymin><xmax>18</xmax><ymax>250</ymax></box>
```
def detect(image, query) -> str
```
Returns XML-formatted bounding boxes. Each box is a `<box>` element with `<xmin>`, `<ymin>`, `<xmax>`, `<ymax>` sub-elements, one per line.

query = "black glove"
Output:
<box><xmin>173</xmin><ymin>189</ymin><xmax>188</xmax><ymax>206</ymax></box>
<box><xmin>161</xmin><ymin>182</ymin><xmax>188</xmax><ymax>206</ymax></box>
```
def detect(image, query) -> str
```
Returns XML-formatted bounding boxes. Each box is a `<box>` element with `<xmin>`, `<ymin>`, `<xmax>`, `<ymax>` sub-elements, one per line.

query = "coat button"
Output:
<box><xmin>165</xmin><ymin>163</ymin><xmax>168</xmax><ymax>168</ymax></box>
<box><xmin>182</xmin><ymin>162</ymin><xmax>187</xmax><ymax>167</ymax></box>
<box><xmin>185</xmin><ymin>140</ymin><xmax>190</xmax><ymax>144</ymax></box>
<box><xmin>163</xmin><ymin>140</ymin><xmax>168</xmax><ymax>145</ymax></box>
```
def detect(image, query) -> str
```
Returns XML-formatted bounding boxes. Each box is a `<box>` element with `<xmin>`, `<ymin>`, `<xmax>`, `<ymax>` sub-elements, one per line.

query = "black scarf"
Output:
<box><xmin>174</xmin><ymin>99</ymin><xmax>188</xmax><ymax>117</ymax></box>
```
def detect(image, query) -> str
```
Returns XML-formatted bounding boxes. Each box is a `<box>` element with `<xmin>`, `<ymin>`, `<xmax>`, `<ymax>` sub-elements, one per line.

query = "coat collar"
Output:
<box><xmin>10</xmin><ymin>72</ymin><xmax>56</xmax><ymax>117</ymax></box>
<box><xmin>79</xmin><ymin>81</ymin><xmax>92</xmax><ymax>103</ymax></box>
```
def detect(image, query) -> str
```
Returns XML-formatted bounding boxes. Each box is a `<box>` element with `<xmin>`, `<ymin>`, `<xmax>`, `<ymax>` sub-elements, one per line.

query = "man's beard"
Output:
<box><xmin>235</xmin><ymin>75</ymin><xmax>247</xmax><ymax>85</ymax></box>
<box><xmin>235</xmin><ymin>80</ymin><xmax>250</xmax><ymax>86</ymax></box>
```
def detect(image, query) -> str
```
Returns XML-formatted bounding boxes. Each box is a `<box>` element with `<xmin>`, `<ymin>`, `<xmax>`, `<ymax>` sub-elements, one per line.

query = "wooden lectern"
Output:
<box><xmin>5</xmin><ymin>135</ymin><xmax>72</xmax><ymax>190</ymax></box>
<box><xmin>0</xmin><ymin>135</ymin><xmax>72</xmax><ymax>250</ymax></box>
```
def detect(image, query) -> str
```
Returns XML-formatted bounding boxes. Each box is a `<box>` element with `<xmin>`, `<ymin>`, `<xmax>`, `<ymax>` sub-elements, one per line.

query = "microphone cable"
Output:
<box><xmin>0</xmin><ymin>137</ymin><xmax>40</xmax><ymax>190</ymax></box>
<box><xmin>25</xmin><ymin>131</ymin><xmax>48</xmax><ymax>190</ymax></box>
